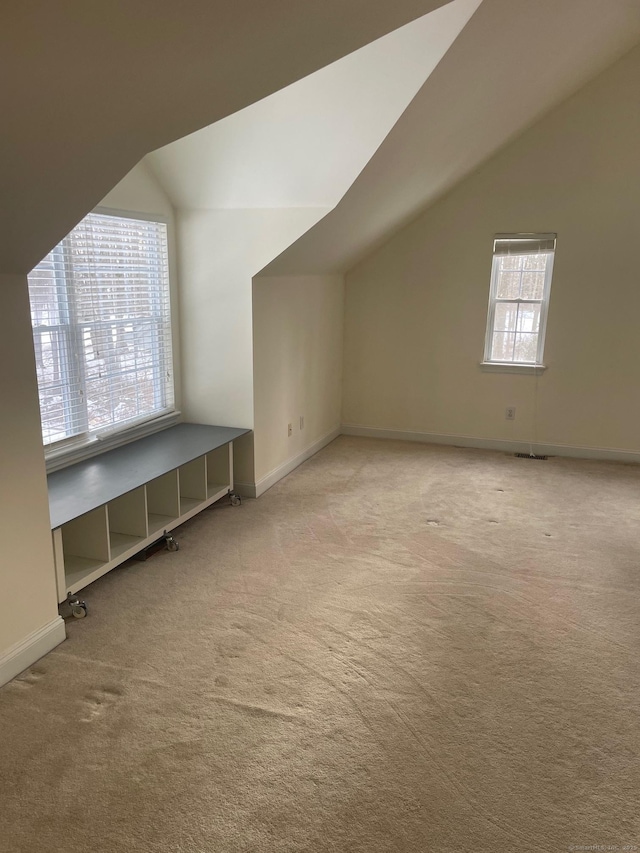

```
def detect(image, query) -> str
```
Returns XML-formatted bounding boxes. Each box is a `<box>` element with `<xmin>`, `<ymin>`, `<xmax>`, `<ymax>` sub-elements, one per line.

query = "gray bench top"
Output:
<box><xmin>47</xmin><ymin>423</ymin><xmax>249</xmax><ymax>529</ymax></box>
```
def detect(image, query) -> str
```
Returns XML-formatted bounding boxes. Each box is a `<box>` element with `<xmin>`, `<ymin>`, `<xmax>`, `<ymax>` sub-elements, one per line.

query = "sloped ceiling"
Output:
<box><xmin>0</xmin><ymin>0</ymin><xmax>449</xmax><ymax>275</ymax></box>
<box><xmin>260</xmin><ymin>0</ymin><xmax>640</xmax><ymax>276</ymax></box>
<box><xmin>146</xmin><ymin>0</ymin><xmax>481</xmax><ymax>210</ymax></box>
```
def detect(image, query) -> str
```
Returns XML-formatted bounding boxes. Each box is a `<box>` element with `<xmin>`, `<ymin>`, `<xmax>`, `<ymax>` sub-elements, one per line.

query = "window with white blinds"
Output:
<box><xmin>28</xmin><ymin>211</ymin><xmax>174</xmax><ymax>450</ymax></box>
<box><xmin>484</xmin><ymin>233</ymin><xmax>556</xmax><ymax>366</ymax></box>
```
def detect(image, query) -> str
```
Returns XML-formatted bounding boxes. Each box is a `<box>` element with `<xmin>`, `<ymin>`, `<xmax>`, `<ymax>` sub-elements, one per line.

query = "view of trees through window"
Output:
<box><xmin>490</xmin><ymin>253</ymin><xmax>547</xmax><ymax>362</ymax></box>
<box><xmin>485</xmin><ymin>235</ymin><xmax>555</xmax><ymax>365</ymax></box>
<box><xmin>28</xmin><ymin>213</ymin><xmax>173</xmax><ymax>446</ymax></box>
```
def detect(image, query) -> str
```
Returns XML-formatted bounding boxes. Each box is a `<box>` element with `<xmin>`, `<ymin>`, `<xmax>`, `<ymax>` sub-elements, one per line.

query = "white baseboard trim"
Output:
<box><xmin>245</xmin><ymin>426</ymin><xmax>341</xmax><ymax>499</ymax></box>
<box><xmin>234</xmin><ymin>481</ymin><xmax>257</xmax><ymax>500</ymax></box>
<box><xmin>0</xmin><ymin>616</ymin><xmax>66</xmax><ymax>688</ymax></box>
<box><xmin>340</xmin><ymin>424</ymin><xmax>640</xmax><ymax>464</ymax></box>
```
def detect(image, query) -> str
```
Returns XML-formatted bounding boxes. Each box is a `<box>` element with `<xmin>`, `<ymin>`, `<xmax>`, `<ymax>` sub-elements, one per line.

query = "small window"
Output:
<box><xmin>28</xmin><ymin>211</ymin><xmax>174</xmax><ymax>452</ymax></box>
<box><xmin>484</xmin><ymin>233</ymin><xmax>556</xmax><ymax>366</ymax></box>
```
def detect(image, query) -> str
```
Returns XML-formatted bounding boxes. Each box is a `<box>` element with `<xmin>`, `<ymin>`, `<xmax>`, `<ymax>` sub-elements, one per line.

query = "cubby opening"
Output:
<box><xmin>61</xmin><ymin>506</ymin><xmax>110</xmax><ymax>590</ymax></box>
<box><xmin>108</xmin><ymin>487</ymin><xmax>148</xmax><ymax>559</ymax></box>
<box><xmin>179</xmin><ymin>456</ymin><xmax>207</xmax><ymax>515</ymax></box>
<box><xmin>207</xmin><ymin>445</ymin><xmax>232</xmax><ymax>499</ymax></box>
<box><xmin>146</xmin><ymin>471</ymin><xmax>180</xmax><ymax>536</ymax></box>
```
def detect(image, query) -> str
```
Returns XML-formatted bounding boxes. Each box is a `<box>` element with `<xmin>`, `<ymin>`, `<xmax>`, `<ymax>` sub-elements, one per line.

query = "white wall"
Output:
<box><xmin>0</xmin><ymin>275</ymin><xmax>63</xmax><ymax>681</ymax></box>
<box><xmin>343</xmin><ymin>45</ymin><xmax>640</xmax><ymax>456</ymax></box>
<box><xmin>176</xmin><ymin>208</ymin><xmax>329</xmax><ymax>483</ymax></box>
<box><xmin>252</xmin><ymin>275</ymin><xmax>344</xmax><ymax>490</ymax></box>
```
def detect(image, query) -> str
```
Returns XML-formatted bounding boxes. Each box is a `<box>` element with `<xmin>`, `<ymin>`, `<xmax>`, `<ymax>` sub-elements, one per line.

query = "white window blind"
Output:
<box><xmin>484</xmin><ymin>233</ymin><xmax>556</xmax><ymax>365</ymax></box>
<box><xmin>28</xmin><ymin>211</ymin><xmax>174</xmax><ymax>449</ymax></box>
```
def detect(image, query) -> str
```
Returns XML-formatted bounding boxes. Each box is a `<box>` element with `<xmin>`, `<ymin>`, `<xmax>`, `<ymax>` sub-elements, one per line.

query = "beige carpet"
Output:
<box><xmin>1</xmin><ymin>436</ymin><xmax>639</xmax><ymax>852</ymax></box>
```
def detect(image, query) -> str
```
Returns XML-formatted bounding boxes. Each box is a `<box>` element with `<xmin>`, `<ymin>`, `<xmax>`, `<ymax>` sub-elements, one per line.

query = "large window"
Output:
<box><xmin>28</xmin><ymin>211</ymin><xmax>174</xmax><ymax>452</ymax></box>
<box><xmin>484</xmin><ymin>233</ymin><xmax>556</xmax><ymax>366</ymax></box>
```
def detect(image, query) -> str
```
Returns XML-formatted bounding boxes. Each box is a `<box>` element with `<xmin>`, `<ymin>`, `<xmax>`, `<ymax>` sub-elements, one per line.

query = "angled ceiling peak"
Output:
<box><xmin>146</xmin><ymin>0</ymin><xmax>481</xmax><ymax>212</ymax></box>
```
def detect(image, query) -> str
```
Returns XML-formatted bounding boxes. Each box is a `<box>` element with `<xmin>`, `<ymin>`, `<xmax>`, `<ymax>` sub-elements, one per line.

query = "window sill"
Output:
<box><xmin>479</xmin><ymin>362</ymin><xmax>546</xmax><ymax>375</ymax></box>
<box><xmin>45</xmin><ymin>410</ymin><xmax>182</xmax><ymax>474</ymax></box>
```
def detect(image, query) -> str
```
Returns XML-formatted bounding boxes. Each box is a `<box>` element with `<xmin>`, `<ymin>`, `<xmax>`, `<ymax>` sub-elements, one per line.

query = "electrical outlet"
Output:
<box><xmin>287</xmin><ymin>423</ymin><xmax>292</xmax><ymax>437</ymax></box>
<box><xmin>505</xmin><ymin>407</ymin><xmax>516</xmax><ymax>421</ymax></box>
<box><xmin>299</xmin><ymin>415</ymin><xmax>304</xmax><ymax>430</ymax></box>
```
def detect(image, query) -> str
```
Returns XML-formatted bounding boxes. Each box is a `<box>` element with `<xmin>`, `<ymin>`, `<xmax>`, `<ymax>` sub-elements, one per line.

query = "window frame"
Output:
<box><xmin>483</xmin><ymin>233</ymin><xmax>556</xmax><ymax>369</ymax></box>
<box><xmin>28</xmin><ymin>206</ymin><xmax>180</xmax><ymax>472</ymax></box>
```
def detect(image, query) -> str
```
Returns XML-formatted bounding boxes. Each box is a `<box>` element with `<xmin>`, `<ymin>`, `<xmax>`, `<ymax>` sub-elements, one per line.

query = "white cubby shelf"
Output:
<box><xmin>48</xmin><ymin>423</ymin><xmax>249</xmax><ymax>604</ymax></box>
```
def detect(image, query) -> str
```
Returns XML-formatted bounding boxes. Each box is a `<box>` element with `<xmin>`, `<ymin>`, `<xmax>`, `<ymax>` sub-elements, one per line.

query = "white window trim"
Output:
<box><xmin>483</xmin><ymin>233</ymin><xmax>555</xmax><ymax>369</ymax></box>
<box><xmin>32</xmin><ymin>205</ymin><xmax>181</xmax><ymax>473</ymax></box>
<box><xmin>479</xmin><ymin>361</ymin><xmax>546</xmax><ymax>375</ymax></box>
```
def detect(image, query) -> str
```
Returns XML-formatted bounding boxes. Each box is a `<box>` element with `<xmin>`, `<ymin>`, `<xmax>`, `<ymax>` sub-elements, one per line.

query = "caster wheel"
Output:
<box><xmin>165</xmin><ymin>536</ymin><xmax>179</xmax><ymax>552</ymax></box>
<box><xmin>72</xmin><ymin>603</ymin><xmax>87</xmax><ymax>619</ymax></box>
<box><xmin>230</xmin><ymin>494</ymin><xmax>242</xmax><ymax>507</ymax></box>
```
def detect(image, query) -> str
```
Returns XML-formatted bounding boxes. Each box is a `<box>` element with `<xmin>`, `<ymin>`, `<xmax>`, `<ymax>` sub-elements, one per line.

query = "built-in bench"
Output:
<box><xmin>48</xmin><ymin>423</ymin><xmax>249</xmax><ymax>609</ymax></box>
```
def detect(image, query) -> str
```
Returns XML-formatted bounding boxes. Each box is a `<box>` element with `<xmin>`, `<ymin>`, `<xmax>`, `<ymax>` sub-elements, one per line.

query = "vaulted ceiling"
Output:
<box><xmin>0</xmin><ymin>0</ymin><xmax>449</xmax><ymax>275</ymax></box>
<box><xmin>3</xmin><ymin>0</ymin><xmax>639</xmax><ymax>280</ymax></box>
<box><xmin>261</xmin><ymin>0</ymin><xmax>640</xmax><ymax>275</ymax></box>
<box><xmin>146</xmin><ymin>0</ymin><xmax>480</xmax><ymax>211</ymax></box>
